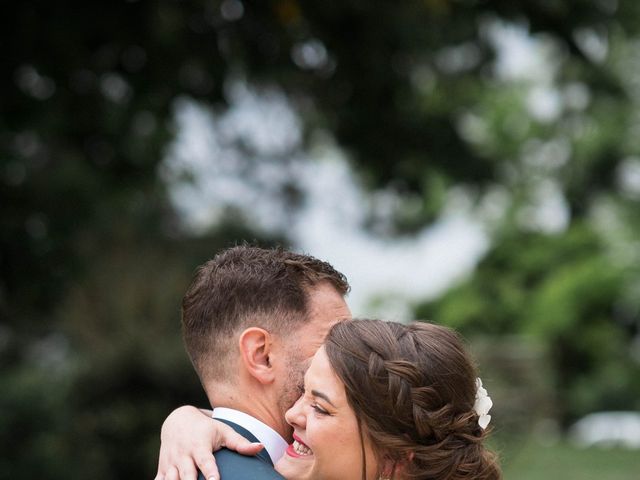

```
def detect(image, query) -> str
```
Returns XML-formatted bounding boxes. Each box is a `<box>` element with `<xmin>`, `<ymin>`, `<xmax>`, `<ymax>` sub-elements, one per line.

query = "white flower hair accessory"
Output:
<box><xmin>473</xmin><ymin>378</ymin><xmax>493</xmax><ymax>429</ymax></box>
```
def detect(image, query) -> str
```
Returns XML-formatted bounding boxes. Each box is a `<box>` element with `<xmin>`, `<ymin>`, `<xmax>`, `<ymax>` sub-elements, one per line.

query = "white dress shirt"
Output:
<box><xmin>212</xmin><ymin>407</ymin><xmax>288</xmax><ymax>464</ymax></box>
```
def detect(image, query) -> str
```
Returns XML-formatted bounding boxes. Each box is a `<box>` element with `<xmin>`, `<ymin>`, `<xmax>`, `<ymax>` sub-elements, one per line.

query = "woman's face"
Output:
<box><xmin>275</xmin><ymin>347</ymin><xmax>379</xmax><ymax>480</ymax></box>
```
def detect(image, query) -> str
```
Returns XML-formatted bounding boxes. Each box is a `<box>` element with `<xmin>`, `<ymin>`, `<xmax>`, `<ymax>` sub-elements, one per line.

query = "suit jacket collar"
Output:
<box><xmin>215</xmin><ymin>418</ymin><xmax>275</xmax><ymax>466</ymax></box>
<box><xmin>212</xmin><ymin>407</ymin><xmax>288</xmax><ymax>464</ymax></box>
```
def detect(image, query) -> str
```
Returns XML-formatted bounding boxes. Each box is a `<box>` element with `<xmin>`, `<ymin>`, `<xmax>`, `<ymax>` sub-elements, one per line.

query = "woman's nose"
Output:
<box><xmin>285</xmin><ymin>396</ymin><xmax>306</xmax><ymax>429</ymax></box>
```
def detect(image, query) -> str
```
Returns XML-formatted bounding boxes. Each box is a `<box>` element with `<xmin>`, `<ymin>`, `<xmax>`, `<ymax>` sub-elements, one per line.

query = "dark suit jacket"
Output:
<box><xmin>197</xmin><ymin>418</ymin><xmax>286</xmax><ymax>480</ymax></box>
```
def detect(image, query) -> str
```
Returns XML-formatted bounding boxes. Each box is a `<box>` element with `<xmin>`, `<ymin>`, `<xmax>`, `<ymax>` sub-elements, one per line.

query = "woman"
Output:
<box><xmin>157</xmin><ymin>319</ymin><xmax>500</xmax><ymax>480</ymax></box>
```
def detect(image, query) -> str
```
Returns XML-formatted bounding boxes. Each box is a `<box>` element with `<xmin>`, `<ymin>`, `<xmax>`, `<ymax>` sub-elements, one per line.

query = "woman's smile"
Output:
<box><xmin>287</xmin><ymin>434</ymin><xmax>314</xmax><ymax>458</ymax></box>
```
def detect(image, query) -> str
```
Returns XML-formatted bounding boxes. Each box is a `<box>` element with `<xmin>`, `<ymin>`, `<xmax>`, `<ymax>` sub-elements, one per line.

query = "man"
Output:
<box><xmin>161</xmin><ymin>246</ymin><xmax>351</xmax><ymax>480</ymax></box>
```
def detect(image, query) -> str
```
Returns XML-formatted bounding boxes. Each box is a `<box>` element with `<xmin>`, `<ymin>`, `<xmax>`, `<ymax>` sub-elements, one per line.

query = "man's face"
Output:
<box><xmin>277</xmin><ymin>282</ymin><xmax>352</xmax><ymax>423</ymax></box>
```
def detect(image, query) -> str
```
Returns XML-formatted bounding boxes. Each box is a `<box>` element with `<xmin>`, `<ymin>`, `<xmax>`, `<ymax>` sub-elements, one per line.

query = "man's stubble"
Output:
<box><xmin>278</xmin><ymin>348</ymin><xmax>310</xmax><ymax>424</ymax></box>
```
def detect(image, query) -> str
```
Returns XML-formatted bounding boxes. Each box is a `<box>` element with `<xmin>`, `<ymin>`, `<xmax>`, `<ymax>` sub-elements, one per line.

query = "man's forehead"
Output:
<box><xmin>306</xmin><ymin>283</ymin><xmax>351</xmax><ymax>318</ymax></box>
<box><xmin>291</xmin><ymin>312</ymin><xmax>344</xmax><ymax>359</ymax></box>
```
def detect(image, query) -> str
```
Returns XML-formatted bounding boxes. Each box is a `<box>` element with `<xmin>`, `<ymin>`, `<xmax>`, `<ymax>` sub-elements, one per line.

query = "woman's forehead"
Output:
<box><xmin>306</xmin><ymin>346</ymin><xmax>331</xmax><ymax>380</ymax></box>
<box><xmin>305</xmin><ymin>347</ymin><xmax>344</xmax><ymax>395</ymax></box>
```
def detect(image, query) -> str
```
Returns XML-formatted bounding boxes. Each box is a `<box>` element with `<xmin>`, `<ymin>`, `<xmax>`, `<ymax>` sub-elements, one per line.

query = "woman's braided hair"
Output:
<box><xmin>324</xmin><ymin>319</ymin><xmax>501</xmax><ymax>480</ymax></box>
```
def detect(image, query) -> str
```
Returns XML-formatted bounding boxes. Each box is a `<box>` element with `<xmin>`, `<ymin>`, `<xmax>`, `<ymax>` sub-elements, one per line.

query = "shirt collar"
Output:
<box><xmin>212</xmin><ymin>407</ymin><xmax>288</xmax><ymax>464</ymax></box>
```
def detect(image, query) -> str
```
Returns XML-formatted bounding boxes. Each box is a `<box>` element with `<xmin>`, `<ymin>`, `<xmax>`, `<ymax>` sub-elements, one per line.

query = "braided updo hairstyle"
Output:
<box><xmin>324</xmin><ymin>319</ymin><xmax>501</xmax><ymax>480</ymax></box>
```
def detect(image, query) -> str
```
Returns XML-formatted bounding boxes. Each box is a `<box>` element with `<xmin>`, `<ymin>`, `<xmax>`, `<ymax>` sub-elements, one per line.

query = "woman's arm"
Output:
<box><xmin>154</xmin><ymin>405</ymin><xmax>264</xmax><ymax>480</ymax></box>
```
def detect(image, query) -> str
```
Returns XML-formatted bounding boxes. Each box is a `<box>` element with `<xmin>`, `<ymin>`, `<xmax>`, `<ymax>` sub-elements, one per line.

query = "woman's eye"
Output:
<box><xmin>311</xmin><ymin>403</ymin><xmax>329</xmax><ymax>415</ymax></box>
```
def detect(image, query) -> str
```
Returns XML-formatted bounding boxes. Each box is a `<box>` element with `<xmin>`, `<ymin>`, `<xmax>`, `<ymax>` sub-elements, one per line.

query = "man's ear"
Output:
<box><xmin>238</xmin><ymin>327</ymin><xmax>275</xmax><ymax>384</ymax></box>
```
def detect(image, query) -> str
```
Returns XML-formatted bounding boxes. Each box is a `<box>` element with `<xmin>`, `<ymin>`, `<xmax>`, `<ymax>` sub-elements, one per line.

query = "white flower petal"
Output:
<box><xmin>474</xmin><ymin>396</ymin><xmax>493</xmax><ymax>415</ymax></box>
<box><xmin>473</xmin><ymin>377</ymin><xmax>493</xmax><ymax>429</ymax></box>
<box><xmin>478</xmin><ymin>414</ymin><xmax>491</xmax><ymax>429</ymax></box>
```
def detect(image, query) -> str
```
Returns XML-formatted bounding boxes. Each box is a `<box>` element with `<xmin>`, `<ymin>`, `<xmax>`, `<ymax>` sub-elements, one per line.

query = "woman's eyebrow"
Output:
<box><xmin>311</xmin><ymin>389</ymin><xmax>336</xmax><ymax>407</ymax></box>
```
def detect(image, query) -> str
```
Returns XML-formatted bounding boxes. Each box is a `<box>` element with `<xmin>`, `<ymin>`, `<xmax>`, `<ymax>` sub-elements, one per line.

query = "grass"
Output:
<box><xmin>497</xmin><ymin>437</ymin><xmax>640</xmax><ymax>480</ymax></box>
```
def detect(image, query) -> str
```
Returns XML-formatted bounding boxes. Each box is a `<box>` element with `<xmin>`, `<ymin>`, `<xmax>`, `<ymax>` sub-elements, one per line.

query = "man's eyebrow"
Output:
<box><xmin>311</xmin><ymin>389</ymin><xmax>336</xmax><ymax>407</ymax></box>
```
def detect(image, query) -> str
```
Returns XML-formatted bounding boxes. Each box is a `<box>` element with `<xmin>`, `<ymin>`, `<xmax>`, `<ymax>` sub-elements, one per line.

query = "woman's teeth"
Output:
<box><xmin>293</xmin><ymin>439</ymin><xmax>312</xmax><ymax>456</ymax></box>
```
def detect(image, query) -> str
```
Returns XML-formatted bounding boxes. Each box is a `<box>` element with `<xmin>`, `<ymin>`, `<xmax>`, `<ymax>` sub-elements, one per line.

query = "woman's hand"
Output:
<box><xmin>154</xmin><ymin>405</ymin><xmax>264</xmax><ymax>480</ymax></box>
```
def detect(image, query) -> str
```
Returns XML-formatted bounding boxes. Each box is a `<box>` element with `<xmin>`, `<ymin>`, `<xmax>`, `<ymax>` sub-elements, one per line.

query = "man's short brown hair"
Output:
<box><xmin>182</xmin><ymin>245</ymin><xmax>350</xmax><ymax>384</ymax></box>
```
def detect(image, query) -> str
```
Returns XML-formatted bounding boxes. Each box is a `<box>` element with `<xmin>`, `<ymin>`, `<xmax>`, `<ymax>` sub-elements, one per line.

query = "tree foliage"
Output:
<box><xmin>3</xmin><ymin>0</ymin><xmax>640</xmax><ymax>477</ymax></box>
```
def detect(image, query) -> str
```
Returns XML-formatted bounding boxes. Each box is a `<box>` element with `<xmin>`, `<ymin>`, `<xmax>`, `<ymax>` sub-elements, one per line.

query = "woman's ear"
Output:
<box><xmin>378</xmin><ymin>457</ymin><xmax>395</xmax><ymax>480</ymax></box>
<box><xmin>380</xmin><ymin>454</ymin><xmax>410</xmax><ymax>480</ymax></box>
<box><xmin>238</xmin><ymin>327</ymin><xmax>275</xmax><ymax>384</ymax></box>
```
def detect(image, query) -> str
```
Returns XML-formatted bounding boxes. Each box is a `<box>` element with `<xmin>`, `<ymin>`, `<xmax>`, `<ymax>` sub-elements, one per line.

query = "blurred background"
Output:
<box><xmin>2</xmin><ymin>0</ymin><xmax>640</xmax><ymax>478</ymax></box>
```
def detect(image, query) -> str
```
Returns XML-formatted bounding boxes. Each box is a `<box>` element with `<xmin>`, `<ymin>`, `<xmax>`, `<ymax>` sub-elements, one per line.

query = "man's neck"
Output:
<box><xmin>207</xmin><ymin>384</ymin><xmax>291</xmax><ymax>441</ymax></box>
